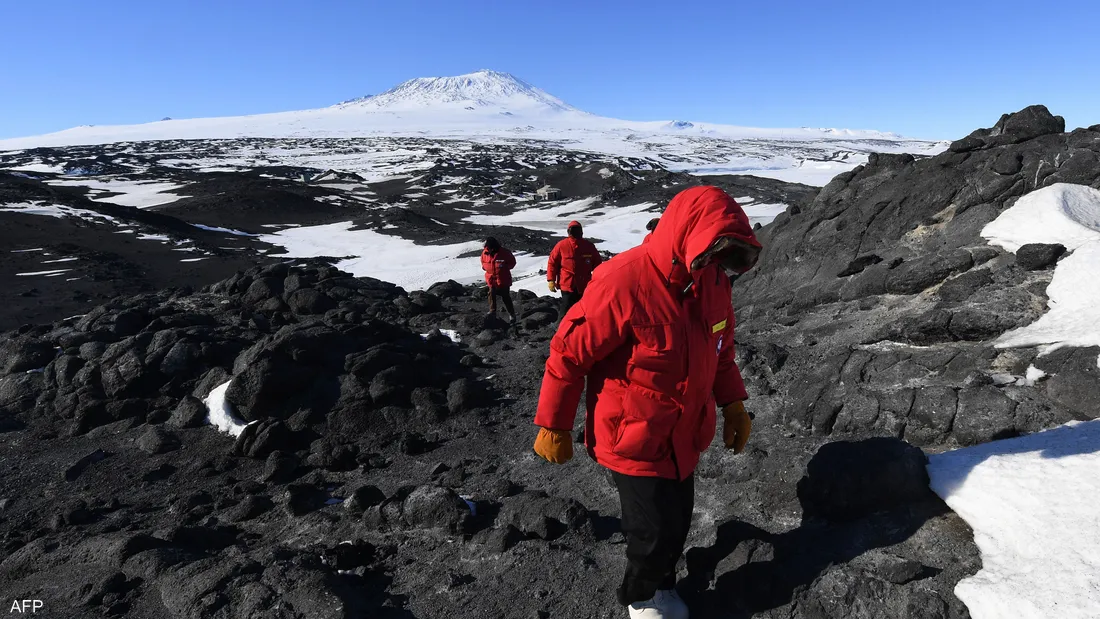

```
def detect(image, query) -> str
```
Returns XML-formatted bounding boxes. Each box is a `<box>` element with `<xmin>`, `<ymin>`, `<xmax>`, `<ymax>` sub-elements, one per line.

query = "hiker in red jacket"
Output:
<box><xmin>532</xmin><ymin>187</ymin><xmax>761</xmax><ymax>619</ymax></box>
<box><xmin>547</xmin><ymin>221</ymin><xmax>602</xmax><ymax>320</ymax></box>
<box><xmin>480</xmin><ymin>237</ymin><xmax>517</xmax><ymax>322</ymax></box>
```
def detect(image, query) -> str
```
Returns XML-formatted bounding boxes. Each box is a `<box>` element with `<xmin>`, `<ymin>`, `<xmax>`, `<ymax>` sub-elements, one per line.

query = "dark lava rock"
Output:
<box><xmin>497</xmin><ymin>490</ymin><xmax>590</xmax><ymax>540</ymax></box>
<box><xmin>953</xmin><ymin>386</ymin><xmax>1019</xmax><ymax>446</ymax></box>
<box><xmin>320</xmin><ymin>540</ymin><xmax>375</xmax><ymax>571</ymax></box>
<box><xmin>447</xmin><ymin>377</ymin><xmax>488</xmax><ymax>415</ymax></box>
<box><xmin>401</xmin><ymin>485</ymin><xmax>471</xmax><ymax>533</ymax></box>
<box><xmin>797</xmin><ymin>438</ymin><xmax>934</xmax><ymax>522</ymax></box>
<box><xmin>225</xmin><ymin>495</ymin><xmax>274</xmax><ymax>522</ymax></box>
<box><xmin>1</xmin><ymin>336</ymin><xmax>56</xmax><ymax>374</ymax></box>
<box><xmin>886</xmin><ymin>250</ymin><xmax>974</xmax><ymax>295</ymax></box>
<box><xmin>234</xmin><ymin>419</ymin><xmax>294</xmax><ymax>458</ymax></box>
<box><xmin>167</xmin><ymin>396</ymin><xmax>208</xmax><ymax>429</ymax></box>
<box><xmin>344</xmin><ymin>485</ymin><xmax>387</xmax><ymax>515</ymax></box>
<box><xmin>281</xmin><ymin>483</ymin><xmax>327</xmax><ymax>517</ymax></box>
<box><xmin>224</xmin><ymin>356</ymin><xmax>315</xmax><ymax>421</ymax></box>
<box><xmin>937</xmin><ymin>269</ymin><xmax>994</xmax><ymax>303</ymax></box>
<box><xmin>261</xmin><ymin>451</ymin><xmax>300</xmax><ymax>483</ymax></box>
<box><xmin>64</xmin><ymin>449</ymin><xmax>109</xmax><ymax>482</ymax></box>
<box><xmin>136</xmin><ymin>427</ymin><xmax>180</xmax><ymax>455</ymax></box>
<box><xmin>838</xmin><ymin>254</ymin><xmax>883</xmax><ymax>277</ymax></box>
<box><xmin>286</xmin><ymin>288</ymin><xmax>336</xmax><ymax>315</ymax></box>
<box><xmin>1015</xmin><ymin>243</ymin><xmax>1066</xmax><ymax>270</ymax></box>
<box><xmin>0</xmin><ymin>373</ymin><xmax>43</xmax><ymax>414</ymax></box>
<box><xmin>475</xmin><ymin>525</ymin><xmax>525</xmax><ymax>553</ymax></box>
<box><xmin>427</xmin><ymin>280</ymin><xmax>466</xmax><ymax>298</ymax></box>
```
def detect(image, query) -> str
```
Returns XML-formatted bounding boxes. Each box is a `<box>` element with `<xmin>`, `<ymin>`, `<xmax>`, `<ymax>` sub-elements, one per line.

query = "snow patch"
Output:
<box><xmin>422</xmin><ymin>329</ymin><xmax>462</xmax><ymax>343</ymax></box>
<box><xmin>16</xmin><ymin>269</ymin><xmax>71</xmax><ymax>277</ymax></box>
<box><xmin>982</xmin><ymin>184</ymin><xmax>1100</xmax><ymax>357</ymax></box>
<box><xmin>203</xmin><ymin>380</ymin><xmax>252</xmax><ymax>438</ymax></box>
<box><xmin>192</xmin><ymin>223</ymin><xmax>259</xmax><ymax>237</ymax></box>
<box><xmin>928</xmin><ymin>421</ymin><xmax>1100</xmax><ymax>619</ymax></box>
<box><xmin>0</xmin><ymin>201</ymin><xmax>117</xmax><ymax>223</ymax></box>
<box><xmin>260</xmin><ymin>221</ymin><xmax>545</xmax><ymax>292</ymax></box>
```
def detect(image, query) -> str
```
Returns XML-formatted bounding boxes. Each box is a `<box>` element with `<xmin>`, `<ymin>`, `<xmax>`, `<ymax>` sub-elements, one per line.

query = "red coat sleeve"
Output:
<box><xmin>502</xmin><ymin>248</ymin><xmax>517</xmax><ymax>271</ymax></box>
<box><xmin>535</xmin><ymin>277</ymin><xmax>629</xmax><ymax>430</ymax></box>
<box><xmin>713</xmin><ymin>304</ymin><xmax>748</xmax><ymax>406</ymax></box>
<box><xmin>480</xmin><ymin>252</ymin><xmax>491</xmax><ymax>274</ymax></box>
<box><xmin>547</xmin><ymin>242</ymin><xmax>561</xmax><ymax>282</ymax></box>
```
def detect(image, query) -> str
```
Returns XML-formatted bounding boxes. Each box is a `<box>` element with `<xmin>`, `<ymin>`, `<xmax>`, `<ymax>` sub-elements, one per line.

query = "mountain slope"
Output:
<box><xmin>336</xmin><ymin>69</ymin><xmax>580</xmax><ymax>113</ymax></box>
<box><xmin>0</xmin><ymin>71</ymin><xmax>945</xmax><ymax>184</ymax></box>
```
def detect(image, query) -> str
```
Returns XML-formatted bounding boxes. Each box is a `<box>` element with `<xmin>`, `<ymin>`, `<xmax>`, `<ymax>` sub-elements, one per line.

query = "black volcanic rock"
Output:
<box><xmin>1015</xmin><ymin>243</ymin><xmax>1066</xmax><ymax>270</ymax></box>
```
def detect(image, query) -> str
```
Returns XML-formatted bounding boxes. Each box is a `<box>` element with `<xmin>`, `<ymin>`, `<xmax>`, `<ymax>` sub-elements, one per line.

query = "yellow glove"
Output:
<box><xmin>548</xmin><ymin>281</ymin><xmax>558</xmax><ymax>293</ymax></box>
<box><xmin>533</xmin><ymin>428</ymin><xmax>573</xmax><ymax>464</ymax></box>
<box><xmin>722</xmin><ymin>401</ymin><xmax>752</xmax><ymax>453</ymax></box>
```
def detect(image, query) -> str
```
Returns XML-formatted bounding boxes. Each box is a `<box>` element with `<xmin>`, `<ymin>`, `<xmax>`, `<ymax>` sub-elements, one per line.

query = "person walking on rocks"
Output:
<box><xmin>481</xmin><ymin>236</ymin><xmax>517</xmax><ymax>323</ymax></box>
<box><xmin>547</xmin><ymin>220</ymin><xmax>602</xmax><ymax>320</ymax></box>
<box><xmin>532</xmin><ymin>186</ymin><xmax>761</xmax><ymax>619</ymax></box>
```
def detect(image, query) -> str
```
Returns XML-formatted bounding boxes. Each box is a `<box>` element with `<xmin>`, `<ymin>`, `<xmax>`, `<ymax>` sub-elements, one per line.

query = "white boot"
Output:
<box><xmin>627</xmin><ymin>589</ymin><xmax>689</xmax><ymax>619</ymax></box>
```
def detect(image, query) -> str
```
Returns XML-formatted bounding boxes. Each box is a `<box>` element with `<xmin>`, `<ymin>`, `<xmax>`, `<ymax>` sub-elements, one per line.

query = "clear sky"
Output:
<box><xmin>2</xmin><ymin>0</ymin><xmax>1098</xmax><ymax>140</ymax></box>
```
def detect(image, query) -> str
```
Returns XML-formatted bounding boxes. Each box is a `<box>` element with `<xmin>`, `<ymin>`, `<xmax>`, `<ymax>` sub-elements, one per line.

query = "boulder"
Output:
<box><xmin>167</xmin><ymin>396</ymin><xmax>208</xmax><ymax>429</ymax></box>
<box><xmin>497</xmin><ymin>490</ymin><xmax>589</xmax><ymax>540</ymax></box>
<box><xmin>234</xmin><ymin>419</ymin><xmax>294</xmax><ymax>458</ymax></box>
<box><xmin>136</xmin><ymin>427</ymin><xmax>180</xmax><ymax>455</ymax></box>
<box><xmin>401</xmin><ymin>485</ymin><xmax>471</xmax><ymax>532</ymax></box>
<box><xmin>447</xmin><ymin>377</ymin><xmax>487</xmax><ymax>415</ymax></box>
<box><xmin>953</xmin><ymin>386</ymin><xmax>1018</xmax><ymax>445</ymax></box>
<box><xmin>285</xmin><ymin>289</ymin><xmax>335</xmax><ymax>315</ymax></box>
<box><xmin>1015</xmin><ymin>243</ymin><xmax>1066</xmax><ymax>270</ymax></box>
<box><xmin>1</xmin><ymin>336</ymin><xmax>56</xmax><ymax>374</ymax></box>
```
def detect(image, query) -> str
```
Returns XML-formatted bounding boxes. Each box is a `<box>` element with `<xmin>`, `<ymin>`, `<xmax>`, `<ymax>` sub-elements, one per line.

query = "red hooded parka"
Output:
<box><xmin>547</xmin><ymin>221</ymin><xmax>602</xmax><ymax>294</ymax></box>
<box><xmin>481</xmin><ymin>246</ymin><xmax>516</xmax><ymax>289</ymax></box>
<box><xmin>534</xmin><ymin>187</ymin><xmax>761</xmax><ymax>480</ymax></box>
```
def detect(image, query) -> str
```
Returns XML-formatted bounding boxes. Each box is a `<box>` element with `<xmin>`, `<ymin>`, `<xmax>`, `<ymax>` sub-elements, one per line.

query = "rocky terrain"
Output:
<box><xmin>0</xmin><ymin>138</ymin><xmax>813</xmax><ymax>330</ymax></box>
<box><xmin>0</xmin><ymin>105</ymin><xmax>1097</xmax><ymax>619</ymax></box>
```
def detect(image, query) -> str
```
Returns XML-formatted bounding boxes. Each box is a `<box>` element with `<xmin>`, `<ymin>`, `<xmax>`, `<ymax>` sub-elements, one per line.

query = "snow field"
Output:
<box><xmin>927</xmin><ymin>421</ymin><xmax>1100</xmax><ymax>619</ymax></box>
<box><xmin>927</xmin><ymin>183</ymin><xmax>1100</xmax><ymax>618</ymax></box>
<box><xmin>982</xmin><ymin>184</ymin><xmax>1100</xmax><ymax>354</ymax></box>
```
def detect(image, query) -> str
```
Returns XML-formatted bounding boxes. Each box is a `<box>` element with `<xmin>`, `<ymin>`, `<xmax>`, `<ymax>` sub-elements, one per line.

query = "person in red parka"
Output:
<box><xmin>547</xmin><ymin>221</ymin><xmax>602</xmax><ymax>320</ymax></box>
<box><xmin>480</xmin><ymin>236</ymin><xmax>517</xmax><ymax>322</ymax></box>
<box><xmin>532</xmin><ymin>187</ymin><xmax>761</xmax><ymax>618</ymax></box>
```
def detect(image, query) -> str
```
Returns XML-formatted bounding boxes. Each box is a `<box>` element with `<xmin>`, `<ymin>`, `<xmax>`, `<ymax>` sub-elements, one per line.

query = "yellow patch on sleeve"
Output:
<box><xmin>711</xmin><ymin>319</ymin><xmax>727</xmax><ymax>334</ymax></box>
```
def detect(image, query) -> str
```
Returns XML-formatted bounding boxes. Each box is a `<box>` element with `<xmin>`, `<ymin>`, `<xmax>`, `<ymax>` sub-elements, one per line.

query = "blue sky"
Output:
<box><xmin>2</xmin><ymin>0</ymin><xmax>1097</xmax><ymax>140</ymax></box>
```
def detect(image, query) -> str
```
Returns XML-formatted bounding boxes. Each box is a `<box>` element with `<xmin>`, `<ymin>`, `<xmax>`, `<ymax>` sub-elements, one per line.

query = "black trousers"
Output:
<box><xmin>488</xmin><ymin>287</ymin><xmax>516</xmax><ymax>317</ymax></box>
<box><xmin>612</xmin><ymin>472</ymin><xmax>695</xmax><ymax>606</ymax></box>
<box><xmin>558</xmin><ymin>290</ymin><xmax>582</xmax><ymax>320</ymax></box>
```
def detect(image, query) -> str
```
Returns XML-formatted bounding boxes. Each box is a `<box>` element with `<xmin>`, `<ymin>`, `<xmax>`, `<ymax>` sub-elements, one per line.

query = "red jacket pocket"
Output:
<box><xmin>611</xmin><ymin>384</ymin><xmax>680</xmax><ymax>462</ymax></box>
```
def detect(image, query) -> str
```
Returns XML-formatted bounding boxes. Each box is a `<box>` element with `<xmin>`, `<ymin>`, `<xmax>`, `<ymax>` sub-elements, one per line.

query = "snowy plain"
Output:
<box><xmin>259</xmin><ymin>198</ymin><xmax>786</xmax><ymax>296</ymax></box>
<box><xmin>0</xmin><ymin>71</ymin><xmax>945</xmax><ymax>187</ymax></box>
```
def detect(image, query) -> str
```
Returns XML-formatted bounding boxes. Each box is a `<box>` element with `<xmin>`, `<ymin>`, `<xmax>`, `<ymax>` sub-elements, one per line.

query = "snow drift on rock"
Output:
<box><xmin>927</xmin><ymin>420</ymin><xmax>1100</xmax><ymax>619</ymax></box>
<box><xmin>204</xmin><ymin>380</ymin><xmax>251</xmax><ymax>437</ymax></box>
<box><xmin>982</xmin><ymin>183</ymin><xmax>1100</xmax><ymax>353</ymax></box>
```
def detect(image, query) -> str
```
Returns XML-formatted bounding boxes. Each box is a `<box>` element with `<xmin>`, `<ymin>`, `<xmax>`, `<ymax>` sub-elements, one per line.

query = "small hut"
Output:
<box><xmin>536</xmin><ymin>185</ymin><xmax>562</xmax><ymax>201</ymax></box>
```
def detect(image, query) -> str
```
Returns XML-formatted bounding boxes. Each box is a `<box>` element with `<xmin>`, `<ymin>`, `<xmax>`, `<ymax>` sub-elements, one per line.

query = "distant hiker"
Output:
<box><xmin>481</xmin><ymin>237</ymin><xmax>517</xmax><ymax>322</ymax></box>
<box><xmin>532</xmin><ymin>187</ymin><xmax>761</xmax><ymax>618</ymax></box>
<box><xmin>546</xmin><ymin>220</ymin><xmax>602</xmax><ymax>320</ymax></box>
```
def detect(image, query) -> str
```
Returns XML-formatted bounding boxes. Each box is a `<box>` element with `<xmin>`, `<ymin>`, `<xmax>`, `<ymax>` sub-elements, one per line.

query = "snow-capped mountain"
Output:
<box><xmin>0</xmin><ymin>70</ymin><xmax>946</xmax><ymax>185</ymax></box>
<box><xmin>336</xmin><ymin>69</ymin><xmax>580</xmax><ymax>114</ymax></box>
